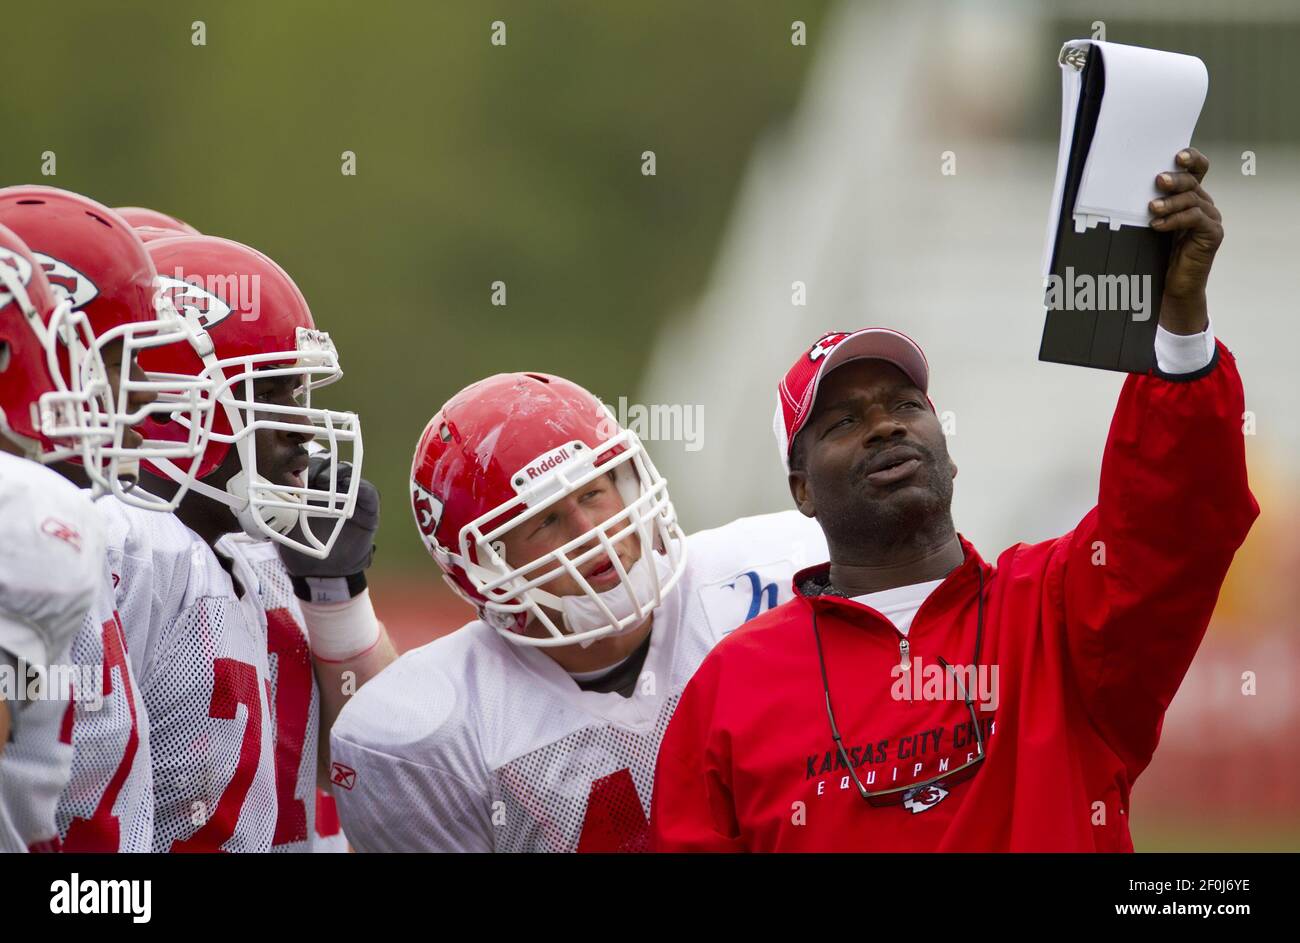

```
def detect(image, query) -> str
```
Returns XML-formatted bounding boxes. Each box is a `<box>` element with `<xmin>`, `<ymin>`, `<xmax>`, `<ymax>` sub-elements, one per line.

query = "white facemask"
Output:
<box><xmin>558</xmin><ymin>551</ymin><xmax>674</xmax><ymax>646</ymax></box>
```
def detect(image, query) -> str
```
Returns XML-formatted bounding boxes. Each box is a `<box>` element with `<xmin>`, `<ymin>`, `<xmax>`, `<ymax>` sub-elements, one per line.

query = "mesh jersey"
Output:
<box><xmin>221</xmin><ymin>536</ymin><xmax>347</xmax><ymax>853</ymax></box>
<box><xmin>330</xmin><ymin>510</ymin><xmax>827</xmax><ymax>852</ymax></box>
<box><xmin>0</xmin><ymin>453</ymin><xmax>105</xmax><ymax>853</ymax></box>
<box><xmin>104</xmin><ymin>500</ymin><xmax>277</xmax><ymax>853</ymax></box>
<box><xmin>53</xmin><ymin>576</ymin><xmax>154</xmax><ymax>852</ymax></box>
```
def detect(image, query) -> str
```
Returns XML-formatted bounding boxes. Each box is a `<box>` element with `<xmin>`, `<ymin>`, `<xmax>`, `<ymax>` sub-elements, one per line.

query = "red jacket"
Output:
<box><xmin>651</xmin><ymin>342</ymin><xmax>1258</xmax><ymax>852</ymax></box>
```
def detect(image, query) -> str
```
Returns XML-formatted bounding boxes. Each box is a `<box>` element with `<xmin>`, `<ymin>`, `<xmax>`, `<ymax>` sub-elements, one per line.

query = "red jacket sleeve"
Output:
<box><xmin>1058</xmin><ymin>341</ymin><xmax>1258</xmax><ymax>778</ymax></box>
<box><xmin>650</xmin><ymin>652</ymin><xmax>745</xmax><ymax>853</ymax></box>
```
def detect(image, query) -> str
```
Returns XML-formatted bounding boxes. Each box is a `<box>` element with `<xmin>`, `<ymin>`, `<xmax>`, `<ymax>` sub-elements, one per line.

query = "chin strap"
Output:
<box><xmin>150</xmin><ymin>455</ymin><xmax>301</xmax><ymax>539</ymax></box>
<box><xmin>225</xmin><ymin>468</ymin><xmax>301</xmax><ymax>536</ymax></box>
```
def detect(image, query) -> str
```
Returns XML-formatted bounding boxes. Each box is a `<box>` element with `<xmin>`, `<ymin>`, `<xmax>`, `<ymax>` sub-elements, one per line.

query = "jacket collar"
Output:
<box><xmin>791</xmin><ymin>534</ymin><xmax>990</xmax><ymax>618</ymax></box>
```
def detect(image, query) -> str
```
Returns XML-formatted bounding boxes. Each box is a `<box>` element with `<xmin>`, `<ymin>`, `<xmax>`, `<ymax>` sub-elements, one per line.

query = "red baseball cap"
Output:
<box><xmin>774</xmin><ymin>328</ymin><xmax>930</xmax><ymax>473</ymax></box>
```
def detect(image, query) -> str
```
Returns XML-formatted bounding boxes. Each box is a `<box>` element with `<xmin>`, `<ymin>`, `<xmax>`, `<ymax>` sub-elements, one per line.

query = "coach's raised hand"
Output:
<box><xmin>1150</xmin><ymin>147</ymin><xmax>1222</xmax><ymax>335</ymax></box>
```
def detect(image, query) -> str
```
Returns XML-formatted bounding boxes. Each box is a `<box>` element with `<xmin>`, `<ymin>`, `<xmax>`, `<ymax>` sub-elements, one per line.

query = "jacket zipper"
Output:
<box><xmin>899</xmin><ymin>637</ymin><xmax>911</xmax><ymax>672</ymax></box>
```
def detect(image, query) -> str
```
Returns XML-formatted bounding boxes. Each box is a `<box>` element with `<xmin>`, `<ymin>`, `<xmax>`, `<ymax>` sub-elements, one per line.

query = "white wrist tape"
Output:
<box><xmin>300</xmin><ymin>588</ymin><xmax>382</xmax><ymax>663</ymax></box>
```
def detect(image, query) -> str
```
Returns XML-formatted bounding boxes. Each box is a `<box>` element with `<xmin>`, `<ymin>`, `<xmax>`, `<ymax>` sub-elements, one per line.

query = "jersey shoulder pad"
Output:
<box><xmin>332</xmin><ymin>621</ymin><xmax>497</xmax><ymax>777</ymax></box>
<box><xmin>0</xmin><ymin>454</ymin><xmax>106</xmax><ymax>665</ymax></box>
<box><xmin>684</xmin><ymin>509</ymin><xmax>827</xmax><ymax>582</ymax></box>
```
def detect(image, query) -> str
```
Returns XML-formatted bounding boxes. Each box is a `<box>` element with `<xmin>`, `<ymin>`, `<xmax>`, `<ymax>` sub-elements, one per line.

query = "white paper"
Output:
<box><xmin>1075</xmin><ymin>40</ymin><xmax>1208</xmax><ymax>230</ymax></box>
<box><xmin>1041</xmin><ymin>40</ymin><xmax>1207</xmax><ymax>276</ymax></box>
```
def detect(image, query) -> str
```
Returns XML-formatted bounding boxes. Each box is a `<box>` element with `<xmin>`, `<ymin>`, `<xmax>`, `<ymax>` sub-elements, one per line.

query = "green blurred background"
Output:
<box><xmin>0</xmin><ymin>0</ymin><xmax>829</xmax><ymax>572</ymax></box>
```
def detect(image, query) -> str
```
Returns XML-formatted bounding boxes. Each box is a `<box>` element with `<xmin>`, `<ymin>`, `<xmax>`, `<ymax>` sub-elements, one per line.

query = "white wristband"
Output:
<box><xmin>1154</xmin><ymin>320</ymin><xmax>1215</xmax><ymax>374</ymax></box>
<box><xmin>300</xmin><ymin>588</ymin><xmax>382</xmax><ymax>663</ymax></box>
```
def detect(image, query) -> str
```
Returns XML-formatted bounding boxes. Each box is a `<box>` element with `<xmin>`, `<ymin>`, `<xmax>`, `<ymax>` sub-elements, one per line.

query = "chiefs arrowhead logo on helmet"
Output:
<box><xmin>411</xmin><ymin>481</ymin><xmax>446</xmax><ymax>556</ymax></box>
<box><xmin>156</xmin><ymin>275</ymin><xmax>233</xmax><ymax>330</ymax></box>
<box><xmin>34</xmin><ymin>252</ymin><xmax>99</xmax><ymax>310</ymax></box>
<box><xmin>0</xmin><ymin>246</ymin><xmax>35</xmax><ymax>307</ymax></box>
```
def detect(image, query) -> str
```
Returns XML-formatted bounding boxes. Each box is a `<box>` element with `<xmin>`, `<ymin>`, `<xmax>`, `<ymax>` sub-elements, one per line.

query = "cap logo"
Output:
<box><xmin>808</xmin><ymin>332</ymin><xmax>849</xmax><ymax>362</ymax></box>
<box><xmin>0</xmin><ymin>247</ymin><xmax>34</xmax><ymax>307</ymax></box>
<box><xmin>34</xmin><ymin>253</ymin><xmax>98</xmax><ymax>310</ymax></box>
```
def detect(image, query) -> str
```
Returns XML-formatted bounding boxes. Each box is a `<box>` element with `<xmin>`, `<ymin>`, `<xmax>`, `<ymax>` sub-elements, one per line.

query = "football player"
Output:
<box><xmin>0</xmin><ymin>199</ymin><xmax>188</xmax><ymax>852</ymax></box>
<box><xmin>0</xmin><ymin>221</ymin><xmax>108</xmax><ymax>851</ymax></box>
<box><xmin>118</xmin><ymin>232</ymin><xmax>393</xmax><ymax>852</ymax></box>
<box><xmin>329</xmin><ymin>372</ymin><xmax>827</xmax><ymax>851</ymax></box>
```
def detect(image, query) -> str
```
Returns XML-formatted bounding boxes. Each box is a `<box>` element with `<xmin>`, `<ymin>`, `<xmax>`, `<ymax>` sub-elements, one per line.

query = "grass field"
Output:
<box><xmin>1132</xmin><ymin>821</ymin><xmax>1300</xmax><ymax>852</ymax></box>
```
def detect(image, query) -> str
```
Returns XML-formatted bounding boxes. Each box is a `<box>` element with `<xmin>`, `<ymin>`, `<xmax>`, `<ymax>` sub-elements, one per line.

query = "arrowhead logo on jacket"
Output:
<box><xmin>902</xmin><ymin>783</ymin><xmax>948</xmax><ymax>814</ymax></box>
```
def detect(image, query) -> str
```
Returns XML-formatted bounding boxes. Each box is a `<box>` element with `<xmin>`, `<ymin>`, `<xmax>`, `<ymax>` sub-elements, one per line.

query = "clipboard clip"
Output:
<box><xmin>1059</xmin><ymin>44</ymin><xmax>1089</xmax><ymax>71</ymax></box>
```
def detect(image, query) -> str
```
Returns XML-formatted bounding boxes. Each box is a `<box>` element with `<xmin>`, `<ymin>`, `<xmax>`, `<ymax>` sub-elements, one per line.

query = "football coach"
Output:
<box><xmin>649</xmin><ymin>149</ymin><xmax>1258</xmax><ymax>852</ymax></box>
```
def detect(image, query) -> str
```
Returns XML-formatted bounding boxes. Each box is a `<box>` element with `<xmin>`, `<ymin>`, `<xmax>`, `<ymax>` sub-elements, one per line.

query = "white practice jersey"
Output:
<box><xmin>222</xmin><ymin>536</ymin><xmax>347</xmax><ymax>853</ymax></box>
<box><xmin>53</xmin><ymin>575</ymin><xmax>153</xmax><ymax>852</ymax></box>
<box><xmin>104</xmin><ymin>500</ymin><xmax>277</xmax><ymax>853</ymax></box>
<box><xmin>330</xmin><ymin>510</ymin><xmax>826</xmax><ymax>853</ymax></box>
<box><xmin>0</xmin><ymin>452</ymin><xmax>105</xmax><ymax>852</ymax></box>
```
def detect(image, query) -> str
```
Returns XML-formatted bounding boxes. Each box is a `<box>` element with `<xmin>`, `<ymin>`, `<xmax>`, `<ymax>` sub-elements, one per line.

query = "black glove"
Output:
<box><xmin>278</xmin><ymin>457</ymin><xmax>380</xmax><ymax>602</ymax></box>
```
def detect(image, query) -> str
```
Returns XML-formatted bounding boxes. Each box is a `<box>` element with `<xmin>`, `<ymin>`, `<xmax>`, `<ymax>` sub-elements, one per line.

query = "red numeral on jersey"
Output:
<box><xmin>62</xmin><ymin>614</ymin><xmax>139</xmax><ymax>852</ymax></box>
<box><xmin>576</xmin><ymin>768</ymin><xmax>649</xmax><ymax>853</ymax></box>
<box><xmin>170</xmin><ymin>659</ymin><xmax>263</xmax><ymax>853</ymax></box>
<box><xmin>315</xmin><ymin>789</ymin><xmax>341</xmax><ymax>838</ymax></box>
<box><xmin>267</xmin><ymin>608</ymin><xmax>313</xmax><ymax>847</ymax></box>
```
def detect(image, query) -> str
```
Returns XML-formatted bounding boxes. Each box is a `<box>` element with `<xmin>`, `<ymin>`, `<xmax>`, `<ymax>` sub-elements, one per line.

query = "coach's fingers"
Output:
<box><xmin>1150</xmin><ymin>205</ymin><xmax>1220</xmax><ymax>238</ymax></box>
<box><xmin>1150</xmin><ymin>189</ymin><xmax>1220</xmax><ymax>222</ymax></box>
<box><xmin>1155</xmin><ymin>171</ymin><xmax>1203</xmax><ymax>195</ymax></box>
<box><xmin>1176</xmin><ymin>146</ymin><xmax>1210</xmax><ymax>183</ymax></box>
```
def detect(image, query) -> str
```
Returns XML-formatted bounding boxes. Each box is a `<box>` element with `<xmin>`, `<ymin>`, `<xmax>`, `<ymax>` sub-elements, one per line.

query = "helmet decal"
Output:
<box><xmin>34</xmin><ymin>252</ymin><xmax>99</xmax><ymax>310</ymax></box>
<box><xmin>0</xmin><ymin>246</ymin><xmax>34</xmax><ymax>306</ymax></box>
<box><xmin>412</xmin><ymin>481</ymin><xmax>444</xmax><ymax>546</ymax></box>
<box><xmin>157</xmin><ymin>275</ymin><xmax>234</xmax><ymax>330</ymax></box>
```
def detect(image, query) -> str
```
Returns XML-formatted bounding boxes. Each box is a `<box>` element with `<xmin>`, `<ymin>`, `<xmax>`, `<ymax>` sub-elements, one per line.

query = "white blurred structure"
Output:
<box><xmin>639</xmin><ymin>0</ymin><xmax>1300</xmax><ymax>558</ymax></box>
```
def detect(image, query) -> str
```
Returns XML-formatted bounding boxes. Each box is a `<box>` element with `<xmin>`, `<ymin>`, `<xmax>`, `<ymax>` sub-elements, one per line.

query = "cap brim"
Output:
<box><xmin>812</xmin><ymin>327</ymin><xmax>929</xmax><ymax>404</ymax></box>
<box><xmin>778</xmin><ymin>327</ymin><xmax>932</xmax><ymax>475</ymax></box>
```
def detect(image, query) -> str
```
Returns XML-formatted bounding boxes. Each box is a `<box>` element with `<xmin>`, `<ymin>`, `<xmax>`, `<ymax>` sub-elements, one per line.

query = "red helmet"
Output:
<box><xmin>0</xmin><ymin>223</ymin><xmax>111</xmax><ymax>463</ymax></box>
<box><xmin>135</xmin><ymin>226</ymin><xmax>194</xmax><ymax>244</ymax></box>
<box><xmin>140</xmin><ymin>234</ymin><xmax>363</xmax><ymax>558</ymax></box>
<box><xmin>410</xmin><ymin>373</ymin><xmax>686</xmax><ymax>647</ymax></box>
<box><xmin>0</xmin><ymin>186</ymin><xmax>212</xmax><ymax>506</ymax></box>
<box><xmin>114</xmin><ymin>206</ymin><xmax>200</xmax><ymax>236</ymax></box>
